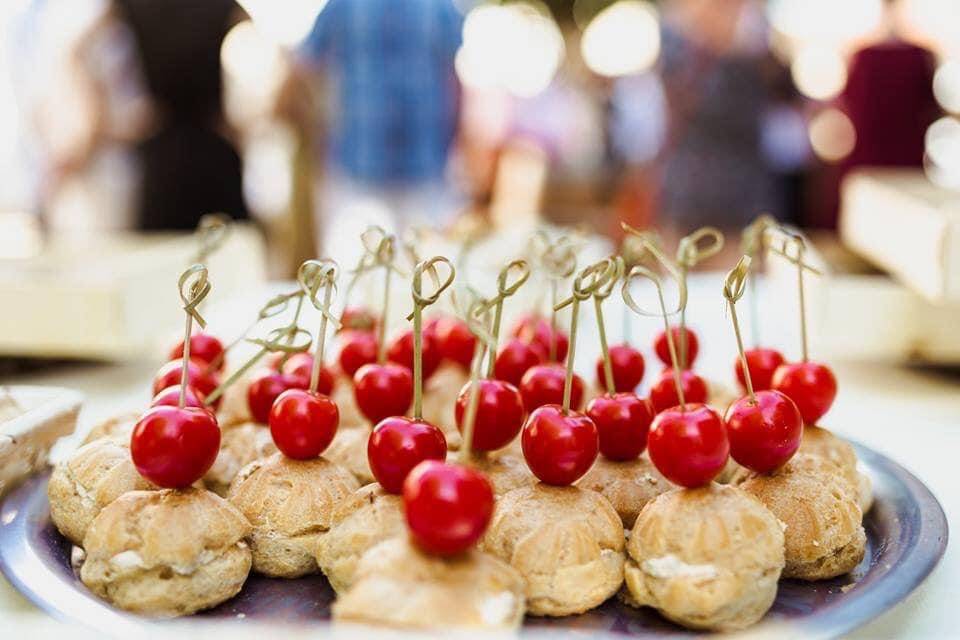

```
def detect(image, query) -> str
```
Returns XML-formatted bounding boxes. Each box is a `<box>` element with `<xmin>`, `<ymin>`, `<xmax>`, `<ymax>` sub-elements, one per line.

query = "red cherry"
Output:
<box><xmin>153</xmin><ymin>359</ymin><xmax>221</xmax><ymax>407</ymax></box>
<box><xmin>521</xmin><ymin>404</ymin><xmax>598</xmax><ymax>485</ymax></box>
<box><xmin>353</xmin><ymin>363</ymin><xmax>413</xmax><ymax>424</ymax></box>
<box><xmin>368</xmin><ymin>417</ymin><xmax>447</xmax><ymax>494</ymax></box>
<box><xmin>339</xmin><ymin>306</ymin><xmax>378</xmax><ymax>333</ymax></box>
<box><xmin>649</xmin><ymin>368</ymin><xmax>709</xmax><ymax>413</ymax></box>
<box><xmin>647</xmin><ymin>403</ymin><xmax>728</xmax><ymax>488</ymax></box>
<box><xmin>150</xmin><ymin>385</ymin><xmax>208</xmax><ymax>410</ymax></box>
<box><xmin>280</xmin><ymin>353</ymin><xmax>335</xmax><ymax>396</ymax></box>
<box><xmin>247</xmin><ymin>372</ymin><xmax>307</xmax><ymax>424</ymax></box>
<box><xmin>724</xmin><ymin>390</ymin><xmax>803</xmax><ymax>473</ymax></box>
<box><xmin>735</xmin><ymin>348</ymin><xmax>785</xmax><ymax>392</ymax></box>
<box><xmin>519</xmin><ymin>364</ymin><xmax>585</xmax><ymax>412</ymax></box>
<box><xmin>387</xmin><ymin>329</ymin><xmax>441</xmax><ymax>380</ymax></box>
<box><xmin>338</xmin><ymin>330</ymin><xmax>378</xmax><ymax>378</ymax></box>
<box><xmin>511</xmin><ymin>315</ymin><xmax>569</xmax><ymax>362</ymax></box>
<box><xmin>454</xmin><ymin>379</ymin><xmax>525</xmax><ymax>451</ymax></box>
<box><xmin>771</xmin><ymin>361</ymin><xmax>837</xmax><ymax>424</ymax></box>
<box><xmin>169</xmin><ymin>332</ymin><xmax>225</xmax><ymax>371</ymax></box>
<box><xmin>431</xmin><ymin>316</ymin><xmax>477</xmax><ymax>371</ymax></box>
<box><xmin>653</xmin><ymin>326</ymin><xmax>699</xmax><ymax>368</ymax></box>
<box><xmin>586</xmin><ymin>392</ymin><xmax>654</xmax><ymax>461</ymax></box>
<box><xmin>402</xmin><ymin>460</ymin><xmax>494</xmax><ymax>555</ymax></box>
<box><xmin>130</xmin><ymin>405</ymin><xmax>220</xmax><ymax>488</ymax></box>
<box><xmin>595</xmin><ymin>344</ymin><xmax>645</xmax><ymax>392</ymax></box>
<box><xmin>493</xmin><ymin>338</ymin><xmax>545</xmax><ymax>387</ymax></box>
<box><xmin>268</xmin><ymin>389</ymin><xmax>339</xmax><ymax>459</ymax></box>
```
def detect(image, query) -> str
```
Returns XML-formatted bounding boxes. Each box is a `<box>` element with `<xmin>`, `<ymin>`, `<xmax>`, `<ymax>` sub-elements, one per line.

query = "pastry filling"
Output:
<box><xmin>642</xmin><ymin>555</ymin><xmax>718</xmax><ymax>580</ymax></box>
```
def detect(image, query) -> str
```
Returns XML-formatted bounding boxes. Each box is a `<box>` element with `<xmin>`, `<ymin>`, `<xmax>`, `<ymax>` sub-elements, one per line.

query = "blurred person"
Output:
<box><xmin>810</xmin><ymin>0</ymin><xmax>939</xmax><ymax>228</ymax></box>
<box><xmin>291</xmin><ymin>0</ymin><xmax>465</xmax><ymax>265</ymax></box>
<box><xmin>656</xmin><ymin>0</ymin><xmax>799</xmax><ymax>235</ymax></box>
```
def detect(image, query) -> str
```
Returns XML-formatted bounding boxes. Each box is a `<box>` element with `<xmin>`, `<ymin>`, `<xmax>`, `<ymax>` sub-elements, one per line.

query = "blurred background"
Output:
<box><xmin>0</xmin><ymin>0</ymin><xmax>958</xmax><ymax>366</ymax></box>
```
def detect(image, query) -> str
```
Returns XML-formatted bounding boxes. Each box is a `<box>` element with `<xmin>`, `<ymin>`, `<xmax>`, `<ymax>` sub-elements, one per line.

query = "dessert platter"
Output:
<box><xmin>0</xmin><ymin>219</ymin><xmax>948</xmax><ymax>637</ymax></box>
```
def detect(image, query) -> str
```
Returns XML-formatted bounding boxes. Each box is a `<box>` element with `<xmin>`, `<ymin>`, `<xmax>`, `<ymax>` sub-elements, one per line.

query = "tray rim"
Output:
<box><xmin>0</xmin><ymin>439</ymin><xmax>949</xmax><ymax>638</ymax></box>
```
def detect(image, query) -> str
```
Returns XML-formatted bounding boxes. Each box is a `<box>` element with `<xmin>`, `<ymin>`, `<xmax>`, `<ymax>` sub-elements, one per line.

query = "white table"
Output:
<box><xmin>1</xmin><ymin>275</ymin><xmax>955</xmax><ymax>637</ymax></box>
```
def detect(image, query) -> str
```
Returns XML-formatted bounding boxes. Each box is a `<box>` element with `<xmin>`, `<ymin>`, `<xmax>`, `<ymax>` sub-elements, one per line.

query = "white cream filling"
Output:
<box><xmin>108</xmin><ymin>541</ymin><xmax>246</xmax><ymax>575</ymax></box>
<box><xmin>479</xmin><ymin>591</ymin><xmax>517</xmax><ymax>625</ymax></box>
<box><xmin>642</xmin><ymin>555</ymin><xmax>718</xmax><ymax>580</ymax></box>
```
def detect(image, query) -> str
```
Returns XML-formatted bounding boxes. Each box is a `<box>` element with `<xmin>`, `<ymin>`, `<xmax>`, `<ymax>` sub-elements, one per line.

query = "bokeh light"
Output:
<box><xmin>768</xmin><ymin>0</ymin><xmax>884</xmax><ymax>44</ymax></box>
<box><xmin>924</xmin><ymin>116</ymin><xmax>960</xmax><ymax>189</ymax></box>
<box><xmin>235</xmin><ymin>0</ymin><xmax>328</xmax><ymax>47</ymax></box>
<box><xmin>933</xmin><ymin>60</ymin><xmax>960</xmax><ymax>113</ymax></box>
<box><xmin>580</xmin><ymin>1</ymin><xmax>660</xmax><ymax>78</ymax></box>
<box><xmin>809</xmin><ymin>108</ymin><xmax>856</xmax><ymax>162</ymax></box>
<box><xmin>456</xmin><ymin>2</ymin><xmax>564</xmax><ymax>98</ymax></box>
<box><xmin>899</xmin><ymin>0</ymin><xmax>960</xmax><ymax>56</ymax></box>
<box><xmin>790</xmin><ymin>47</ymin><xmax>848</xmax><ymax>101</ymax></box>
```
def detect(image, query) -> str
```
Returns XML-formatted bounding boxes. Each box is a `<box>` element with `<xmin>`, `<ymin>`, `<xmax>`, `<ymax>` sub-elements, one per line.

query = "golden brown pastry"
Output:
<box><xmin>48</xmin><ymin>438</ymin><xmax>155</xmax><ymax>545</ymax></box>
<box><xmin>333</xmin><ymin>537</ymin><xmax>526</xmax><ymax>629</ymax></box>
<box><xmin>420</xmin><ymin>362</ymin><xmax>468</xmax><ymax>450</ymax></box>
<box><xmin>215</xmin><ymin>367</ymin><xmax>258</xmax><ymax>427</ymax></box>
<box><xmin>473</xmin><ymin>450</ymin><xmax>535</xmax><ymax>496</ymax></box>
<box><xmin>331</xmin><ymin>372</ymin><xmax>367</xmax><ymax>429</ymax></box>
<box><xmin>482</xmin><ymin>483</ymin><xmax>624</xmax><ymax>616</ymax></box>
<box><xmin>623</xmin><ymin>484</ymin><xmax>784</xmax><ymax>631</ymax></box>
<box><xmin>315</xmin><ymin>483</ymin><xmax>405</xmax><ymax>592</ymax></box>
<box><xmin>80</xmin><ymin>488</ymin><xmax>252</xmax><ymax>617</ymax></box>
<box><xmin>227</xmin><ymin>453</ymin><xmax>359</xmax><ymax>577</ymax></box>
<box><xmin>203</xmin><ymin>422</ymin><xmax>277</xmax><ymax>496</ymax></box>
<box><xmin>715</xmin><ymin>456</ymin><xmax>744</xmax><ymax>484</ymax></box>
<box><xmin>325</xmin><ymin>423</ymin><xmax>374</xmax><ymax>484</ymax></box>
<box><xmin>577</xmin><ymin>455</ymin><xmax>674</xmax><ymax>528</ymax></box>
<box><xmin>736</xmin><ymin>454</ymin><xmax>865</xmax><ymax>580</ymax></box>
<box><xmin>801</xmin><ymin>425</ymin><xmax>873</xmax><ymax>513</ymax></box>
<box><xmin>707</xmin><ymin>378</ymin><xmax>739</xmax><ymax>415</ymax></box>
<box><xmin>81</xmin><ymin>412</ymin><xmax>140</xmax><ymax>445</ymax></box>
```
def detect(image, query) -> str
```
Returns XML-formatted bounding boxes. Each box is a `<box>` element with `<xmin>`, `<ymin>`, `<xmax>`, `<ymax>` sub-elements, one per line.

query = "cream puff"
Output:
<box><xmin>736</xmin><ymin>453</ymin><xmax>865</xmax><ymax>580</ymax></box>
<box><xmin>331</xmin><ymin>371</ymin><xmax>367</xmax><ymax>429</ymax></box>
<box><xmin>482</xmin><ymin>483</ymin><xmax>624</xmax><ymax>616</ymax></box>
<box><xmin>81</xmin><ymin>412</ymin><xmax>140</xmax><ymax>445</ymax></box>
<box><xmin>624</xmin><ymin>483</ymin><xmax>785</xmax><ymax>631</ymax></box>
<box><xmin>420</xmin><ymin>362</ymin><xmax>469</xmax><ymax>450</ymax></box>
<box><xmin>79</xmin><ymin>488</ymin><xmax>251</xmax><ymax>617</ymax></box>
<box><xmin>577</xmin><ymin>455</ymin><xmax>674</xmax><ymax>529</ymax></box>
<box><xmin>324</xmin><ymin>424</ymin><xmax>375</xmax><ymax>485</ymax></box>
<box><xmin>333</xmin><ymin>537</ymin><xmax>526</xmax><ymax>629</ymax></box>
<box><xmin>48</xmin><ymin>438</ymin><xmax>155</xmax><ymax>545</ymax></box>
<box><xmin>203</xmin><ymin>422</ymin><xmax>277</xmax><ymax>496</ymax></box>
<box><xmin>800</xmin><ymin>425</ymin><xmax>873</xmax><ymax>513</ymax></box>
<box><xmin>472</xmin><ymin>450</ymin><xmax>536</xmax><ymax>496</ymax></box>
<box><xmin>227</xmin><ymin>453</ymin><xmax>359</xmax><ymax>577</ymax></box>
<box><xmin>315</xmin><ymin>483</ymin><xmax>405</xmax><ymax>593</ymax></box>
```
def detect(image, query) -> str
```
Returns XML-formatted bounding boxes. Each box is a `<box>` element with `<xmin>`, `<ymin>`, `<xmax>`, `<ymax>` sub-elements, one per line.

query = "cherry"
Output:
<box><xmin>653</xmin><ymin>326</ymin><xmax>699</xmax><ymax>368</ymax></box>
<box><xmin>169</xmin><ymin>332</ymin><xmax>225</xmax><ymax>372</ymax></box>
<box><xmin>595</xmin><ymin>343</ymin><xmax>645</xmax><ymax>392</ymax></box>
<box><xmin>511</xmin><ymin>314</ymin><xmax>569</xmax><ymax>362</ymax></box>
<box><xmin>247</xmin><ymin>372</ymin><xmax>307</xmax><ymax>424</ymax></box>
<box><xmin>368</xmin><ymin>417</ymin><xmax>447</xmax><ymax>493</ymax></box>
<box><xmin>725</xmin><ymin>390</ymin><xmax>803</xmax><ymax>473</ymax></box>
<box><xmin>130</xmin><ymin>405</ymin><xmax>220</xmax><ymax>488</ymax></box>
<box><xmin>772</xmin><ymin>361</ymin><xmax>837</xmax><ymax>425</ymax></box>
<box><xmin>735</xmin><ymin>348</ymin><xmax>785</xmax><ymax>392</ymax></box>
<box><xmin>387</xmin><ymin>329</ymin><xmax>441</xmax><ymax>380</ymax></box>
<box><xmin>353</xmin><ymin>362</ymin><xmax>413</xmax><ymax>424</ymax></box>
<box><xmin>493</xmin><ymin>338</ymin><xmax>545</xmax><ymax>387</ymax></box>
<box><xmin>647</xmin><ymin>403</ymin><xmax>728</xmax><ymax>488</ymax></box>
<box><xmin>338</xmin><ymin>330</ymin><xmax>378</xmax><ymax>378</ymax></box>
<box><xmin>267</xmin><ymin>389</ymin><xmax>339</xmax><ymax>459</ymax></box>
<box><xmin>430</xmin><ymin>316</ymin><xmax>477</xmax><ymax>371</ymax></box>
<box><xmin>339</xmin><ymin>306</ymin><xmax>378</xmax><ymax>333</ymax></box>
<box><xmin>150</xmin><ymin>385</ymin><xmax>208</xmax><ymax>411</ymax></box>
<box><xmin>402</xmin><ymin>459</ymin><xmax>494</xmax><ymax>555</ymax></box>
<box><xmin>280</xmin><ymin>352</ymin><xmax>335</xmax><ymax>396</ymax></box>
<box><xmin>454</xmin><ymin>379</ymin><xmax>525</xmax><ymax>451</ymax></box>
<box><xmin>153</xmin><ymin>359</ymin><xmax>221</xmax><ymax>407</ymax></box>
<box><xmin>521</xmin><ymin>404</ymin><xmax>598</xmax><ymax>485</ymax></box>
<box><xmin>520</xmin><ymin>364</ymin><xmax>585</xmax><ymax>412</ymax></box>
<box><xmin>649</xmin><ymin>368</ymin><xmax>708</xmax><ymax>413</ymax></box>
<box><xmin>586</xmin><ymin>392</ymin><xmax>654</xmax><ymax>461</ymax></box>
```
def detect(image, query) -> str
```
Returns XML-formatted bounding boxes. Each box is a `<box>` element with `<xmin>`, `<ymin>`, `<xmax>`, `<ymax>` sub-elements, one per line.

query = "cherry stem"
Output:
<box><xmin>549</xmin><ymin>280</ymin><xmax>558</xmax><ymax>362</ymax></box>
<box><xmin>176</xmin><ymin>265</ymin><xmax>211</xmax><ymax>408</ymax></box>
<box><xmin>797</xmin><ymin>244</ymin><xmax>808</xmax><ymax>363</ymax></box>
<box><xmin>460</xmin><ymin>339</ymin><xmax>486</xmax><ymax>465</ymax></box>
<box><xmin>724</xmin><ymin>255</ymin><xmax>756</xmax><ymax>402</ymax></box>
<box><xmin>657</xmin><ymin>286</ymin><xmax>686</xmax><ymax>411</ymax></box>
<box><xmin>593</xmin><ymin>295</ymin><xmax>615</xmax><ymax>395</ymax></box>
<box><xmin>377</xmin><ymin>255</ymin><xmax>392</xmax><ymax>364</ymax></box>
<box><xmin>484</xmin><ymin>260</ymin><xmax>530</xmax><ymax>377</ymax></box>
<box><xmin>561</xmin><ymin>297</ymin><xmax>580</xmax><ymax>414</ymax></box>
<box><xmin>408</xmin><ymin>257</ymin><xmax>455</xmax><ymax>420</ymax></box>
<box><xmin>310</xmin><ymin>280</ymin><xmax>335</xmax><ymax>394</ymax></box>
<box><xmin>730</xmin><ymin>300</ymin><xmax>755</xmax><ymax>402</ymax></box>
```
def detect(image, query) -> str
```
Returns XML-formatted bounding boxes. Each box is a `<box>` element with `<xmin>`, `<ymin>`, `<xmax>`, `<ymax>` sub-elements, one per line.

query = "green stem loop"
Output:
<box><xmin>723</xmin><ymin>256</ymin><xmax>755</xmax><ymax>403</ymax></box>
<box><xmin>408</xmin><ymin>256</ymin><xmax>456</xmax><ymax>419</ymax></box>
